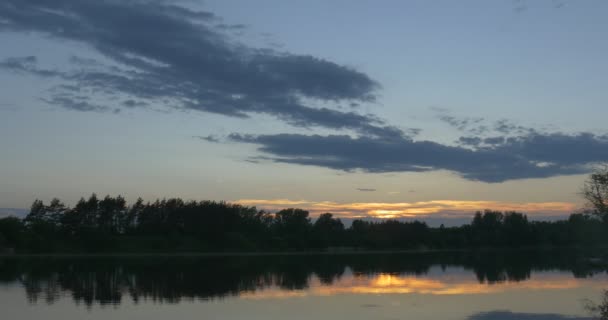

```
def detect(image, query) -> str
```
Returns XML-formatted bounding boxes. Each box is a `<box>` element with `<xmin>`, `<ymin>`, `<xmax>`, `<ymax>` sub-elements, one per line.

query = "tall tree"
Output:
<box><xmin>313</xmin><ymin>213</ymin><xmax>345</xmax><ymax>247</ymax></box>
<box><xmin>583</xmin><ymin>165</ymin><xmax>608</xmax><ymax>223</ymax></box>
<box><xmin>24</xmin><ymin>199</ymin><xmax>45</xmax><ymax>226</ymax></box>
<box><xmin>273</xmin><ymin>208</ymin><xmax>312</xmax><ymax>249</ymax></box>
<box><xmin>0</xmin><ymin>216</ymin><xmax>24</xmax><ymax>249</ymax></box>
<box><xmin>46</xmin><ymin>198</ymin><xmax>67</xmax><ymax>227</ymax></box>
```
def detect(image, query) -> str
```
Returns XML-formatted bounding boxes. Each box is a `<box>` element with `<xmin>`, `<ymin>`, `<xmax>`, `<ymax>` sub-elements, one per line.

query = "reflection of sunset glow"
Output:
<box><xmin>369</xmin><ymin>274</ymin><xmax>444</xmax><ymax>290</ymax></box>
<box><xmin>239</xmin><ymin>272</ymin><xmax>602</xmax><ymax>300</ymax></box>
<box><xmin>234</xmin><ymin>199</ymin><xmax>576</xmax><ymax>219</ymax></box>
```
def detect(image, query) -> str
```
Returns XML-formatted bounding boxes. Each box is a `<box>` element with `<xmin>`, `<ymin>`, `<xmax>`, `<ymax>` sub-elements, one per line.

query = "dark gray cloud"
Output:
<box><xmin>0</xmin><ymin>0</ymin><xmax>394</xmax><ymax>136</ymax></box>
<box><xmin>195</xmin><ymin>135</ymin><xmax>220</xmax><ymax>143</ymax></box>
<box><xmin>3</xmin><ymin>0</ymin><xmax>602</xmax><ymax>184</ymax></box>
<box><xmin>494</xmin><ymin>119</ymin><xmax>533</xmax><ymax>135</ymax></box>
<box><xmin>215</xmin><ymin>23</ymin><xmax>247</xmax><ymax>31</ymax></box>
<box><xmin>438</xmin><ymin>114</ymin><xmax>487</xmax><ymax>134</ymax></box>
<box><xmin>122</xmin><ymin>99</ymin><xmax>148</xmax><ymax>108</ymax></box>
<box><xmin>42</xmin><ymin>95</ymin><xmax>119</xmax><ymax>113</ymax></box>
<box><xmin>434</xmin><ymin>109</ymin><xmax>534</xmax><ymax>138</ymax></box>
<box><xmin>228</xmin><ymin>131</ymin><xmax>608</xmax><ymax>182</ymax></box>
<box><xmin>468</xmin><ymin>311</ymin><xmax>591</xmax><ymax>320</ymax></box>
<box><xmin>0</xmin><ymin>56</ymin><xmax>60</xmax><ymax>77</ymax></box>
<box><xmin>483</xmin><ymin>136</ymin><xmax>505</xmax><ymax>145</ymax></box>
<box><xmin>356</xmin><ymin>188</ymin><xmax>376</xmax><ymax>192</ymax></box>
<box><xmin>459</xmin><ymin>136</ymin><xmax>482</xmax><ymax>146</ymax></box>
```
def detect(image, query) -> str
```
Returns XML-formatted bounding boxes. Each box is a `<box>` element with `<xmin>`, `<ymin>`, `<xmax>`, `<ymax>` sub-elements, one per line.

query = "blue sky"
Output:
<box><xmin>1</xmin><ymin>0</ymin><xmax>607</xmax><ymax>222</ymax></box>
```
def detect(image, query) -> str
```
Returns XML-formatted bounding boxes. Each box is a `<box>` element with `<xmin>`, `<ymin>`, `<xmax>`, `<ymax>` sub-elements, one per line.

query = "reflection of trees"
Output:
<box><xmin>0</xmin><ymin>250</ymin><xmax>605</xmax><ymax>307</ymax></box>
<box><xmin>585</xmin><ymin>290</ymin><xmax>608</xmax><ymax>319</ymax></box>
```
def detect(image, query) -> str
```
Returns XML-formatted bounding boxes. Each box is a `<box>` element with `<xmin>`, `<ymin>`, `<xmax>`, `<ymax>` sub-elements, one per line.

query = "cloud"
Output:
<box><xmin>214</xmin><ymin>23</ymin><xmax>247</xmax><ymax>31</ymax></box>
<box><xmin>459</xmin><ymin>136</ymin><xmax>482</xmax><ymax>146</ymax></box>
<box><xmin>195</xmin><ymin>135</ymin><xmax>220</xmax><ymax>143</ymax></box>
<box><xmin>433</xmin><ymin>109</ymin><xmax>533</xmax><ymax>138</ymax></box>
<box><xmin>491</xmin><ymin>132</ymin><xmax>608</xmax><ymax>167</ymax></box>
<box><xmin>234</xmin><ymin>199</ymin><xmax>576</xmax><ymax>220</ymax></box>
<box><xmin>494</xmin><ymin>119</ymin><xmax>531</xmax><ymax>135</ymax></box>
<box><xmin>3</xmin><ymin>1</ymin><xmax>604</xmax><ymax>184</ymax></box>
<box><xmin>42</xmin><ymin>95</ymin><xmax>118</xmax><ymax>113</ymax></box>
<box><xmin>438</xmin><ymin>114</ymin><xmax>486</xmax><ymax>133</ymax></box>
<box><xmin>229</xmin><ymin>131</ymin><xmax>608</xmax><ymax>182</ymax></box>
<box><xmin>122</xmin><ymin>99</ymin><xmax>148</xmax><ymax>108</ymax></box>
<box><xmin>467</xmin><ymin>311</ymin><xmax>591</xmax><ymax>320</ymax></box>
<box><xmin>0</xmin><ymin>56</ymin><xmax>60</xmax><ymax>77</ymax></box>
<box><xmin>356</xmin><ymin>188</ymin><xmax>376</xmax><ymax>192</ymax></box>
<box><xmin>483</xmin><ymin>136</ymin><xmax>505</xmax><ymax>145</ymax></box>
<box><xmin>0</xmin><ymin>0</ymin><xmax>394</xmax><ymax>136</ymax></box>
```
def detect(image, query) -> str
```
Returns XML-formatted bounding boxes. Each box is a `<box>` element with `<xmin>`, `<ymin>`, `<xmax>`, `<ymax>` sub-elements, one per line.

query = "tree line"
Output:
<box><xmin>1</xmin><ymin>166</ymin><xmax>607</xmax><ymax>253</ymax></box>
<box><xmin>0</xmin><ymin>194</ymin><xmax>606</xmax><ymax>253</ymax></box>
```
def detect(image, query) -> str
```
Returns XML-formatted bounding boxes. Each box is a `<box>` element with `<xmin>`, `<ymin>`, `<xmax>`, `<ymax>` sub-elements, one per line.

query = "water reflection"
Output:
<box><xmin>467</xmin><ymin>311</ymin><xmax>593</xmax><ymax>320</ymax></box>
<box><xmin>0</xmin><ymin>250</ymin><xmax>606</xmax><ymax>307</ymax></box>
<box><xmin>242</xmin><ymin>272</ymin><xmax>594</xmax><ymax>300</ymax></box>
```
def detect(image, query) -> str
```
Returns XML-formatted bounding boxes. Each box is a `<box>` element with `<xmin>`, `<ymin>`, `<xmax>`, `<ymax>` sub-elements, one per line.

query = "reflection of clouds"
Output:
<box><xmin>239</xmin><ymin>272</ymin><xmax>602</xmax><ymax>300</ymax></box>
<box><xmin>235</xmin><ymin>199</ymin><xmax>576</xmax><ymax>219</ymax></box>
<box><xmin>240</xmin><ymin>290</ymin><xmax>307</xmax><ymax>300</ymax></box>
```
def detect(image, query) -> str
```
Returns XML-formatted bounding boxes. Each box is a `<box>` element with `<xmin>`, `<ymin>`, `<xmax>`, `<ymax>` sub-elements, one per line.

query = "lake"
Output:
<box><xmin>0</xmin><ymin>250</ymin><xmax>606</xmax><ymax>319</ymax></box>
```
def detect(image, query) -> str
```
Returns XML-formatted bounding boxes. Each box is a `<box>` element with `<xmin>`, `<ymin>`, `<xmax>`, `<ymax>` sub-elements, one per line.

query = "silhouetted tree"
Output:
<box><xmin>123</xmin><ymin>197</ymin><xmax>144</xmax><ymax>233</ymax></box>
<box><xmin>24</xmin><ymin>199</ymin><xmax>45</xmax><ymax>226</ymax></box>
<box><xmin>98</xmin><ymin>195</ymin><xmax>127</xmax><ymax>234</ymax></box>
<box><xmin>568</xmin><ymin>213</ymin><xmax>605</xmax><ymax>245</ymax></box>
<box><xmin>471</xmin><ymin>210</ymin><xmax>505</xmax><ymax>246</ymax></box>
<box><xmin>273</xmin><ymin>208</ymin><xmax>311</xmax><ymax>249</ymax></box>
<box><xmin>583</xmin><ymin>166</ymin><xmax>608</xmax><ymax>223</ymax></box>
<box><xmin>503</xmin><ymin>211</ymin><xmax>531</xmax><ymax>246</ymax></box>
<box><xmin>0</xmin><ymin>216</ymin><xmax>24</xmax><ymax>249</ymax></box>
<box><xmin>313</xmin><ymin>213</ymin><xmax>344</xmax><ymax>248</ymax></box>
<box><xmin>8</xmin><ymin>194</ymin><xmax>608</xmax><ymax>253</ymax></box>
<box><xmin>586</xmin><ymin>290</ymin><xmax>608</xmax><ymax>319</ymax></box>
<box><xmin>46</xmin><ymin>198</ymin><xmax>67</xmax><ymax>227</ymax></box>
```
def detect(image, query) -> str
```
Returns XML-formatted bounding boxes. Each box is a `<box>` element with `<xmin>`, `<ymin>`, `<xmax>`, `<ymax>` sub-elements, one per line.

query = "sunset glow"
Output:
<box><xmin>234</xmin><ymin>199</ymin><xmax>577</xmax><ymax>219</ymax></box>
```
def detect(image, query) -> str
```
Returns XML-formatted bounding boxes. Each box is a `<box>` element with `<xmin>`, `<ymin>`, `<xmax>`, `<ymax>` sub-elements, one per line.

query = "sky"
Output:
<box><xmin>1</xmin><ymin>0</ymin><xmax>607</xmax><ymax>224</ymax></box>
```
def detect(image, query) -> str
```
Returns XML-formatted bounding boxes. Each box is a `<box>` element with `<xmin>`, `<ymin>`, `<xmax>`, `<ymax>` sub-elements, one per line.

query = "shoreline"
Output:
<box><xmin>0</xmin><ymin>246</ymin><xmax>601</xmax><ymax>258</ymax></box>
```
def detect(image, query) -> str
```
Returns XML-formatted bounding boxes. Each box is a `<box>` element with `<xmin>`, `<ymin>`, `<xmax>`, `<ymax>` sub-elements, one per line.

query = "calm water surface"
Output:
<box><xmin>0</xmin><ymin>251</ymin><xmax>606</xmax><ymax>319</ymax></box>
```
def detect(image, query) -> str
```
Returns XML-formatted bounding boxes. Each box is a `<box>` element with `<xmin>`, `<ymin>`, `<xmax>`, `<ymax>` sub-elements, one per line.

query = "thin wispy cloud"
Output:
<box><xmin>433</xmin><ymin>108</ymin><xmax>534</xmax><ymax>139</ymax></box>
<box><xmin>195</xmin><ymin>135</ymin><xmax>221</xmax><ymax>143</ymax></box>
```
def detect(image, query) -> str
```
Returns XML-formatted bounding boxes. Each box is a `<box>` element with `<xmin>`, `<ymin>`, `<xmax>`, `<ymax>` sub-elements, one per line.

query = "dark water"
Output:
<box><xmin>0</xmin><ymin>250</ymin><xmax>606</xmax><ymax>319</ymax></box>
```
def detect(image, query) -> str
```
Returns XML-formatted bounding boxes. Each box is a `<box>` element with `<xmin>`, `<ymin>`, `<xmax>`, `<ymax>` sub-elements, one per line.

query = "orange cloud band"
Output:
<box><xmin>234</xmin><ymin>199</ymin><xmax>577</xmax><ymax>219</ymax></box>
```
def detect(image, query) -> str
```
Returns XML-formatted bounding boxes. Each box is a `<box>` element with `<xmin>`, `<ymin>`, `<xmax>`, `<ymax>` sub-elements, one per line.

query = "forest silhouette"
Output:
<box><xmin>0</xmin><ymin>193</ymin><xmax>607</xmax><ymax>253</ymax></box>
